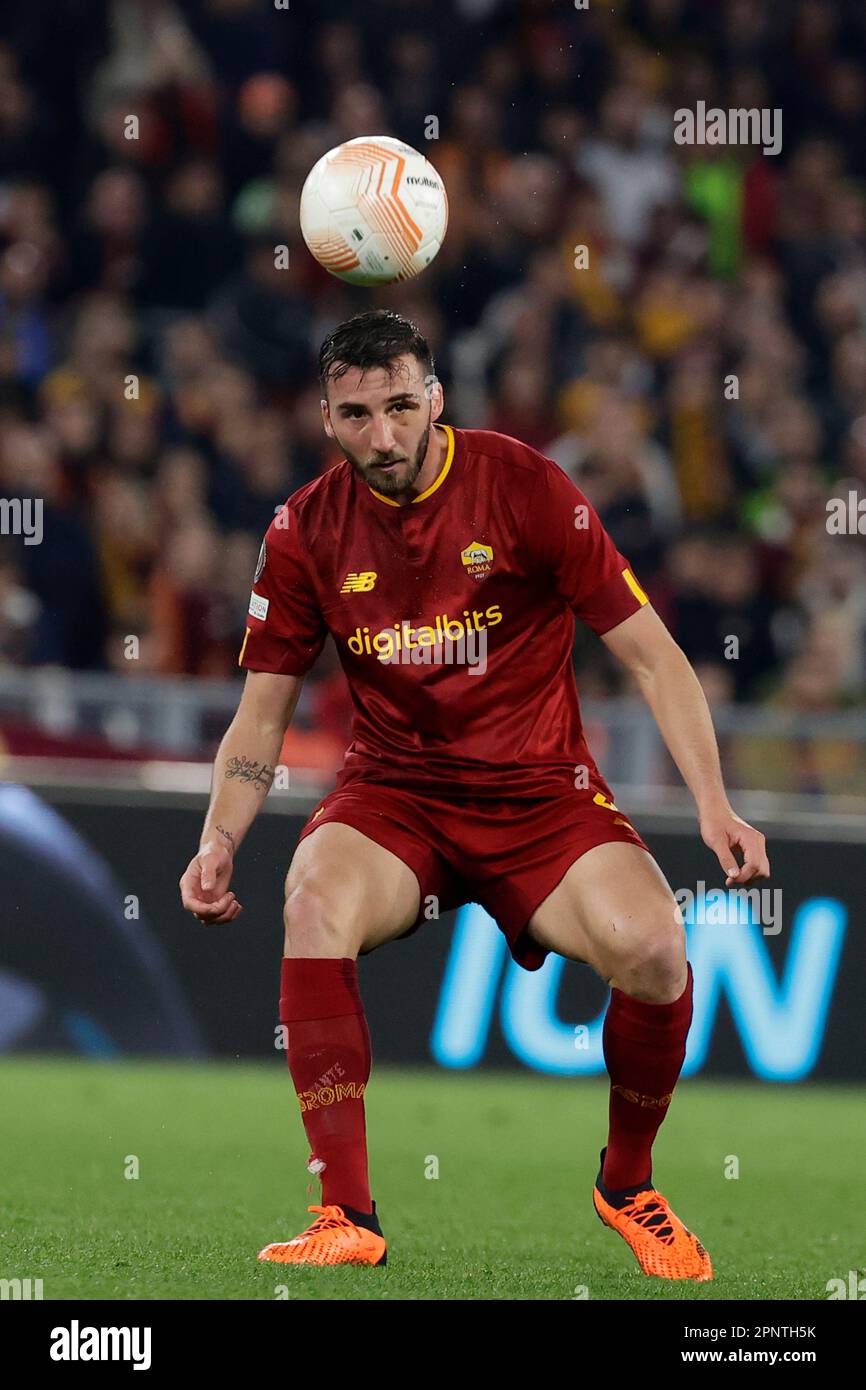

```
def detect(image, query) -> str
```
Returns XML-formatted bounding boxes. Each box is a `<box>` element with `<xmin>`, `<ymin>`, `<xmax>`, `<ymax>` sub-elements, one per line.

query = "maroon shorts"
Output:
<box><xmin>296</xmin><ymin>780</ymin><xmax>650</xmax><ymax>972</ymax></box>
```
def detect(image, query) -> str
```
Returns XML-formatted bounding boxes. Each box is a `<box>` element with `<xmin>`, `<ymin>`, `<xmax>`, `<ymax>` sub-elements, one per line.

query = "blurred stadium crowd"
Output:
<box><xmin>2</xmin><ymin>0</ymin><xmax>866</xmax><ymax>735</ymax></box>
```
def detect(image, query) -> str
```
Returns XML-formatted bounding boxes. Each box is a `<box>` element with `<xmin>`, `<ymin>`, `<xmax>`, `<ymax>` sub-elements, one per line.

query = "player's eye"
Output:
<box><xmin>391</xmin><ymin>402</ymin><xmax>412</xmax><ymax>412</ymax></box>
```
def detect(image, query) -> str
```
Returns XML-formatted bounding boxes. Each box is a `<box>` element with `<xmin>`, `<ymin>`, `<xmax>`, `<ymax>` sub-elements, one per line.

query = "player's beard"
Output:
<box><xmin>344</xmin><ymin>420</ymin><xmax>432</xmax><ymax>497</ymax></box>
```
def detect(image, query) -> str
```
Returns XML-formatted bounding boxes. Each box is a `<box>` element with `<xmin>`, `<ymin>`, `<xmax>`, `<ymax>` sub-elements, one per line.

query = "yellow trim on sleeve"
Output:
<box><xmin>368</xmin><ymin>423</ymin><xmax>455</xmax><ymax>507</ymax></box>
<box><xmin>238</xmin><ymin>627</ymin><xmax>250</xmax><ymax>666</ymax></box>
<box><xmin>622</xmin><ymin>567</ymin><xmax>649</xmax><ymax>606</ymax></box>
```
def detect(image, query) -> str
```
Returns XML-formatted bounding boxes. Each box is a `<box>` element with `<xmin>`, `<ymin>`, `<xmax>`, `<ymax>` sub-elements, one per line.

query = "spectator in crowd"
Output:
<box><xmin>0</xmin><ymin>0</ymin><xmax>864</xmax><ymax>745</ymax></box>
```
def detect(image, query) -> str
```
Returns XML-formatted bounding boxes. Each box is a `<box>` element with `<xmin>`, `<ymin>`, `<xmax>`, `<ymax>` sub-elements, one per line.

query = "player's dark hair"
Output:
<box><xmin>318</xmin><ymin>309</ymin><xmax>434</xmax><ymax>394</ymax></box>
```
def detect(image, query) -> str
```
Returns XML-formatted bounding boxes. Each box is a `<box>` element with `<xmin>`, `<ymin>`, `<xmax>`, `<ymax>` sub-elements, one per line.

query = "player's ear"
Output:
<box><xmin>321</xmin><ymin>399</ymin><xmax>335</xmax><ymax>439</ymax></box>
<box><xmin>426</xmin><ymin>374</ymin><xmax>444</xmax><ymax>421</ymax></box>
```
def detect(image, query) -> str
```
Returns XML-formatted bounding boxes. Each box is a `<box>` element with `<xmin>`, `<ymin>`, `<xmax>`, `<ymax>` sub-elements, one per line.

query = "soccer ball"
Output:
<box><xmin>299</xmin><ymin>135</ymin><xmax>448</xmax><ymax>286</ymax></box>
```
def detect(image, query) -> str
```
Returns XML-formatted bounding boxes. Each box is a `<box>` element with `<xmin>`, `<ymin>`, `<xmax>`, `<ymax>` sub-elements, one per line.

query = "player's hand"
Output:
<box><xmin>179</xmin><ymin>842</ymin><xmax>243</xmax><ymax>924</ymax></box>
<box><xmin>700</xmin><ymin>808</ymin><xmax>770</xmax><ymax>887</ymax></box>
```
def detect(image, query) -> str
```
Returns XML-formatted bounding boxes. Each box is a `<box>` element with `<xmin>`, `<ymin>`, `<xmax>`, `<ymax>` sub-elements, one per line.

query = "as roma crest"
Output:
<box><xmin>460</xmin><ymin>541</ymin><xmax>493</xmax><ymax>581</ymax></box>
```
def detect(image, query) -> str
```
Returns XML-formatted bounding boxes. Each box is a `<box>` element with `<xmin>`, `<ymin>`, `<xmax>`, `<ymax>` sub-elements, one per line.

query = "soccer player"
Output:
<box><xmin>179</xmin><ymin>309</ymin><xmax>769</xmax><ymax>1279</ymax></box>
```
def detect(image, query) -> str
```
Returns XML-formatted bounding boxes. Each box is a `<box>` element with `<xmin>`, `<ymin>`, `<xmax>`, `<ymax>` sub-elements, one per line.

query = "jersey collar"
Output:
<box><xmin>366</xmin><ymin>423</ymin><xmax>455</xmax><ymax>507</ymax></box>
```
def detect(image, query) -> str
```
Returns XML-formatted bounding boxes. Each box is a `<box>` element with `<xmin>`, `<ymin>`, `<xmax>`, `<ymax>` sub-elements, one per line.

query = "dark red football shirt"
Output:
<box><xmin>240</xmin><ymin>423</ymin><xmax>649</xmax><ymax>798</ymax></box>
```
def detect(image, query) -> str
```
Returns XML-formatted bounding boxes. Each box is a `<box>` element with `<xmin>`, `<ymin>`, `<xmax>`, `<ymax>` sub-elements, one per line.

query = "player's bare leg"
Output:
<box><xmin>525</xmin><ymin>841</ymin><xmax>712</xmax><ymax>1280</ymax></box>
<box><xmin>258</xmin><ymin>823</ymin><xmax>420</xmax><ymax>1267</ymax></box>
<box><xmin>283</xmin><ymin>821</ymin><xmax>421</xmax><ymax>958</ymax></box>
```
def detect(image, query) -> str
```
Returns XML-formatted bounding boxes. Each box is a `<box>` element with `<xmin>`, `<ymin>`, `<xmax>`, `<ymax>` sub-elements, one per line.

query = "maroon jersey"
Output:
<box><xmin>240</xmin><ymin>423</ymin><xmax>649</xmax><ymax>798</ymax></box>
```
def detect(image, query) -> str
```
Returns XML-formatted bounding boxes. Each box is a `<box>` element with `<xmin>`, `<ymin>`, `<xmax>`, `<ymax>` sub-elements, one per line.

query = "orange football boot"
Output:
<box><xmin>257</xmin><ymin>1203</ymin><xmax>387</xmax><ymax>1266</ymax></box>
<box><xmin>593</xmin><ymin>1148</ymin><xmax>713</xmax><ymax>1281</ymax></box>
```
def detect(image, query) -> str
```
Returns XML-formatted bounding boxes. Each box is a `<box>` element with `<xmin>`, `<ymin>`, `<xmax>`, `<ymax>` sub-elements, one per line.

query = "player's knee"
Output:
<box><xmin>283</xmin><ymin>873</ymin><xmax>361</xmax><ymax>956</ymax></box>
<box><xmin>616</xmin><ymin>918</ymin><xmax>687</xmax><ymax>1002</ymax></box>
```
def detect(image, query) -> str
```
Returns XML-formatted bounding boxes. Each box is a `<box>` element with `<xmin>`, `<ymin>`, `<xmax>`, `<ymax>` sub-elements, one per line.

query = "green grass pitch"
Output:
<box><xmin>2</xmin><ymin>1057</ymin><xmax>862</xmax><ymax>1301</ymax></box>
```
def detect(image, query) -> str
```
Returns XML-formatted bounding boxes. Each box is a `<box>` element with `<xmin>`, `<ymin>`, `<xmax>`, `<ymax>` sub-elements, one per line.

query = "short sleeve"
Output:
<box><xmin>239</xmin><ymin>506</ymin><xmax>327</xmax><ymax>676</ymax></box>
<box><xmin>526</xmin><ymin>457</ymin><xmax>650</xmax><ymax>635</ymax></box>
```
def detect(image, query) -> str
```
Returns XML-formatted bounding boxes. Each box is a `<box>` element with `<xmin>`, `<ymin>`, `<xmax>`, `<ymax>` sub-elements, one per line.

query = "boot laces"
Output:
<box><xmin>300</xmin><ymin>1204</ymin><xmax>357</xmax><ymax>1237</ymax></box>
<box><xmin>619</xmin><ymin>1190</ymin><xmax>676</xmax><ymax>1244</ymax></box>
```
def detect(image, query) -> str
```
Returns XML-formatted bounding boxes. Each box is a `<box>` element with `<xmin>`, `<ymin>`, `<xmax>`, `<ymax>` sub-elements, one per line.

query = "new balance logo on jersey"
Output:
<box><xmin>340</xmin><ymin>571</ymin><xmax>377</xmax><ymax>593</ymax></box>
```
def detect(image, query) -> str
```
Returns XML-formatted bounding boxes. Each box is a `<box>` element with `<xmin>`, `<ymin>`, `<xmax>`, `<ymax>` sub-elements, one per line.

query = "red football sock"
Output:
<box><xmin>601</xmin><ymin>961</ymin><xmax>694</xmax><ymax>1191</ymax></box>
<box><xmin>279</xmin><ymin>957</ymin><xmax>372</xmax><ymax>1214</ymax></box>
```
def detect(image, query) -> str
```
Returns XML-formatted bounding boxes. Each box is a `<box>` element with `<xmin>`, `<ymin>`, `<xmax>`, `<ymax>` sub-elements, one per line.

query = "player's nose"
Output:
<box><xmin>369</xmin><ymin>415</ymin><xmax>397</xmax><ymax>453</ymax></box>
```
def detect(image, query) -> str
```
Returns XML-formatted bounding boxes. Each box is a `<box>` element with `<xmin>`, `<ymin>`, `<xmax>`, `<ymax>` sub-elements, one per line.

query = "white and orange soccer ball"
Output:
<box><xmin>299</xmin><ymin>136</ymin><xmax>448</xmax><ymax>286</ymax></box>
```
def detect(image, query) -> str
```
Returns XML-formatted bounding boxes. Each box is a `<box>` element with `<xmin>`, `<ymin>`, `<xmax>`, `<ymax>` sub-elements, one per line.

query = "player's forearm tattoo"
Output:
<box><xmin>224</xmin><ymin>756</ymin><xmax>275</xmax><ymax>792</ymax></box>
<box><xmin>215</xmin><ymin>824</ymin><xmax>236</xmax><ymax>854</ymax></box>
